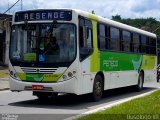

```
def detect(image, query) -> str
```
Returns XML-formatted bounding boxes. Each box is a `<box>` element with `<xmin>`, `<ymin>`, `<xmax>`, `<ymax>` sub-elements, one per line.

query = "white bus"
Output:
<box><xmin>9</xmin><ymin>9</ymin><xmax>157</xmax><ymax>101</ymax></box>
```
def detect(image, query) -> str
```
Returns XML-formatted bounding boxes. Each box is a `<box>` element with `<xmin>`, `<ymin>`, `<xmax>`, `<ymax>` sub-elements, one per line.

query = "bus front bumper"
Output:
<box><xmin>9</xmin><ymin>76</ymin><xmax>79</xmax><ymax>95</ymax></box>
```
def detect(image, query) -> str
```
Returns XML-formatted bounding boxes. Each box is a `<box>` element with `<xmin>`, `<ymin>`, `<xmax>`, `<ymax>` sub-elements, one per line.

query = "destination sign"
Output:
<box><xmin>15</xmin><ymin>10</ymin><xmax>72</xmax><ymax>22</ymax></box>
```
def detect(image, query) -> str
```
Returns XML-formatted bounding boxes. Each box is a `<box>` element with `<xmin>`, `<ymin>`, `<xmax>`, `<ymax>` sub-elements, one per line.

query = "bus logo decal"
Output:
<box><xmin>36</xmin><ymin>69</ymin><xmax>40</xmax><ymax>73</ymax></box>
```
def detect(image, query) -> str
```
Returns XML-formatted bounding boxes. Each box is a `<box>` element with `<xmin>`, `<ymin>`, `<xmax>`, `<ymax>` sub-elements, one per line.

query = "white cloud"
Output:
<box><xmin>0</xmin><ymin>0</ymin><xmax>160</xmax><ymax>20</ymax></box>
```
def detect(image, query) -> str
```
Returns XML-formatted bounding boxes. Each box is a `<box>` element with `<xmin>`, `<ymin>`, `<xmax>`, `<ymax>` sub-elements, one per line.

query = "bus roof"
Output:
<box><xmin>13</xmin><ymin>9</ymin><xmax>157</xmax><ymax>38</ymax></box>
<box><xmin>73</xmin><ymin>9</ymin><xmax>157</xmax><ymax>38</ymax></box>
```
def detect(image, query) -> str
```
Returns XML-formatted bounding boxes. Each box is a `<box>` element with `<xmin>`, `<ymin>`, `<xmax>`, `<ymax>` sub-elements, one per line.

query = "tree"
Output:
<box><xmin>112</xmin><ymin>15</ymin><xmax>121</xmax><ymax>21</ymax></box>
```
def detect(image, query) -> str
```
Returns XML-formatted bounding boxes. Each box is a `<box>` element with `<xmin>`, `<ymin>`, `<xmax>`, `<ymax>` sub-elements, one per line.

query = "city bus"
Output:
<box><xmin>9</xmin><ymin>9</ymin><xmax>157</xmax><ymax>101</ymax></box>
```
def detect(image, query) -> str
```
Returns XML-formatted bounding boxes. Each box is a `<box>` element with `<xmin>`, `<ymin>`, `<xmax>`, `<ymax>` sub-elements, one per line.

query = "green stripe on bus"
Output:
<box><xmin>17</xmin><ymin>73</ymin><xmax>62</xmax><ymax>82</ymax></box>
<box><xmin>100</xmin><ymin>52</ymin><xmax>141</xmax><ymax>71</ymax></box>
<box><xmin>99</xmin><ymin>52</ymin><xmax>156</xmax><ymax>71</ymax></box>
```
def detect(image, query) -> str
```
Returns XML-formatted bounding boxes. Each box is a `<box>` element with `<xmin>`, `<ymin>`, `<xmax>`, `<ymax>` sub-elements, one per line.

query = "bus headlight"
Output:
<box><xmin>73</xmin><ymin>71</ymin><xmax>76</xmax><ymax>74</ymax></box>
<box><xmin>68</xmin><ymin>72</ymin><xmax>73</xmax><ymax>78</ymax></box>
<box><xmin>9</xmin><ymin>70</ymin><xmax>19</xmax><ymax>80</ymax></box>
<box><xmin>62</xmin><ymin>75</ymin><xmax>67</xmax><ymax>80</ymax></box>
<box><xmin>14</xmin><ymin>73</ymin><xmax>18</xmax><ymax>78</ymax></box>
<box><xmin>10</xmin><ymin>70</ymin><xmax>14</xmax><ymax>76</ymax></box>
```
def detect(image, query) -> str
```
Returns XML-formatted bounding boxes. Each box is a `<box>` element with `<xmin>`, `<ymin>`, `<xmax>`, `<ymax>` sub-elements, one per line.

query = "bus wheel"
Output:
<box><xmin>92</xmin><ymin>75</ymin><xmax>103</xmax><ymax>102</ymax></box>
<box><xmin>135</xmin><ymin>72</ymin><xmax>144</xmax><ymax>92</ymax></box>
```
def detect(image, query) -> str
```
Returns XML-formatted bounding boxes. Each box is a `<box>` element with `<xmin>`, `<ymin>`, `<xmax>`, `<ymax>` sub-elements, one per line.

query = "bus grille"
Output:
<box><xmin>21</xmin><ymin>67</ymin><xmax>58</xmax><ymax>74</ymax></box>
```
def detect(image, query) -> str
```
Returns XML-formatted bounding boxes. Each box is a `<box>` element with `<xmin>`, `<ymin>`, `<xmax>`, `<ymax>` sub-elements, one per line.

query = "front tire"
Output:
<box><xmin>135</xmin><ymin>72</ymin><xmax>144</xmax><ymax>92</ymax></box>
<box><xmin>92</xmin><ymin>75</ymin><xmax>104</xmax><ymax>102</ymax></box>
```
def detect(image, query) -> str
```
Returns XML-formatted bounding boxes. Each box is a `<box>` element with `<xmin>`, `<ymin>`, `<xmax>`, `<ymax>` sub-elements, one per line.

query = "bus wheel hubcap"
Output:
<box><xmin>139</xmin><ymin>76</ymin><xmax>143</xmax><ymax>88</ymax></box>
<box><xmin>95</xmin><ymin>82</ymin><xmax>102</xmax><ymax>96</ymax></box>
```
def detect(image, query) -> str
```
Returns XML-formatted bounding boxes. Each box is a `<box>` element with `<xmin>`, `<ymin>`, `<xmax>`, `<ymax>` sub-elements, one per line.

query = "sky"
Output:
<box><xmin>0</xmin><ymin>0</ymin><xmax>160</xmax><ymax>20</ymax></box>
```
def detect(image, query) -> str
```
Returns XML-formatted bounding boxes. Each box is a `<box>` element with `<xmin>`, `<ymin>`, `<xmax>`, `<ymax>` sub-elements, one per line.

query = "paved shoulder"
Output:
<box><xmin>0</xmin><ymin>77</ymin><xmax>9</xmax><ymax>91</ymax></box>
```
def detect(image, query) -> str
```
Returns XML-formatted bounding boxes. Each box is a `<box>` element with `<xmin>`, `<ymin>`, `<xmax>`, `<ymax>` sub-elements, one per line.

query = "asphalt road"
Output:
<box><xmin>0</xmin><ymin>82</ymin><xmax>159</xmax><ymax>120</ymax></box>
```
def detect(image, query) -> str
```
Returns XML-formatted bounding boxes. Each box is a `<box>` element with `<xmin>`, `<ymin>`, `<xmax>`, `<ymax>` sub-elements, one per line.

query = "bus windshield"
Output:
<box><xmin>10</xmin><ymin>23</ymin><xmax>76</xmax><ymax>64</ymax></box>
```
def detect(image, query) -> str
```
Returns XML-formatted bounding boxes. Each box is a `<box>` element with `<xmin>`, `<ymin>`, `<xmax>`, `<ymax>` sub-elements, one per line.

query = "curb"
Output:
<box><xmin>0</xmin><ymin>77</ymin><xmax>9</xmax><ymax>81</ymax></box>
<box><xmin>0</xmin><ymin>88</ymin><xmax>10</xmax><ymax>91</ymax></box>
<box><xmin>0</xmin><ymin>77</ymin><xmax>9</xmax><ymax>91</ymax></box>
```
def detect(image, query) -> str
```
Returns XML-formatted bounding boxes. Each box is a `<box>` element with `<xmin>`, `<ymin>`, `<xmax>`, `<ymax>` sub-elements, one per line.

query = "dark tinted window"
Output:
<box><xmin>141</xmin><ymin>36</ymin><xmax>148</xmax><ymax>45</ymax></box>
<box><xmin>140</xmin><ymin>46</ymin><xmax>147</xmax><ymax>53</ymax></box>
<box><xmin>133</xmin><ymin>33</ymin><xmax>139</xmax><ymax>44</ymax></box>
<box><xmin>122</xmin><ymin>31</ymin><xmax>131</xmax><ymax>41</ymax></box>
<box><xmin>79</xmin><ymin>19</ymin><xmax>85</xmax><ymax>47</ymax></box>
<box><xmin>79</xmin><ymin>18</ymin><xmax>92</xmax><ymax>48</ymax></box>
<box><xmin>149</xmin><ymin>38</ymin><xmax>156</xmax><ymax>47</ymax></box>
<box><xmin>140</xmin><ymin>36</ymin><xmax>149</xmax><ymax>54</ymax></box>
<box><xmin>98</xmin><ymin>24</ymin><xmax>107</xmax><ymax>50</ymax></box>
<box><xmin>132</xmin><ymin>33</ymin><xmax>140</xmax><ymax>53</ymax></box>
<box><xmin>85</xmin><ymin>20</ymin><xmax>92</xmax><ymax>48</ymax></box>
<box><xmin>110</xmin><ymin>27</ymin><xmax>119</xmax><ymax>40</ymax></box>
<box><xmin>150</xmin><ymin>46</ymin><xmax>156</xmax><ymax>54</ymax></box>
<box><xmin>121</xmin><ymin>31</ymin><xmax>131</xmax><ymax>52</ymax></box>
<box><xmin>110</xmin><ymin>27</ymin><xmax>120</xmax><ymax>51</ymax></box>
<box><xmin>99</xmin><ymin>24</ymin><xmax>105</xmax><ymax>36</ymax></box>
<box><xmin>79</xmin><ymin>17</ymin><xmax>93</xmax><ymax>61</ymax></box>
<box><xmin>149</xmin><ymin>38</ymin><xmax>156</xmax><ymax>55</ymax></box>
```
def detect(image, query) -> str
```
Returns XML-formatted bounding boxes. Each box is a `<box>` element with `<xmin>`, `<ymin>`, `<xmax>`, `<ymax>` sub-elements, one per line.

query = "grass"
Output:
<box><xmin>78</xmin><ymin>90</ymin><xmax>160</xmax><ymax>120</ymax></box>
<box><xmin>0</xmin><ymin>67</ymin><xmax>9</xmax><ymax>78</ymax></box>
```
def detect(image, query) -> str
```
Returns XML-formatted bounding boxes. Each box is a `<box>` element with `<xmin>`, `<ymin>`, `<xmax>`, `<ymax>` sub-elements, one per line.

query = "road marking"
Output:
<box><xmin>65</xmin><ymin>89</ymin><xmax>159</xmax><ymax>120</ymax></box>
<box><xmin>0</xmin><ymin>90</ymin><xmax>10</xmax><ymax>94</ymax></box>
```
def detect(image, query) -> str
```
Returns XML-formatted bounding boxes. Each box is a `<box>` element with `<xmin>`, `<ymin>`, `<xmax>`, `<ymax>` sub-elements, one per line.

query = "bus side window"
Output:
<box><xmin>121</xmin><ymin>30</ymin><xmax>131</xmax><ymax>52</ymax></box>
<box><xmin>85</xmin><ymin>20</ymin><xmax>92</xmax><ymax>49</ymax></box>
<box><xmin>79</xmin><ymin>18</ymin><xmax>84</xmax><ymax>48</ymax></box>
<box><xmin>79</xmin><ymin>17</ymin><xmax>93</xmax><ymax>61</ymax></box>
<box><xmin>140</xmin><ymin>35</ymin><xmax>148</xmax><ymax>54</ymax></box>
<box><xmin>149</xmin><ymin>38</ymin><xmax>156</xmax><ymax>55</ymax></box>
<box><xmin>98</xmin><ymin>24</ymin><xmax>108</xmax><ymax>50</ymax></box>
<box><xmin>132</xmin><ymin>33</ymin><xmax>140</xmax><ymax>53</ymax></box>
<box><xmin>109</xmin><ymin>27</ymin><xmax>120</xmax><ymax>51</ymax></box>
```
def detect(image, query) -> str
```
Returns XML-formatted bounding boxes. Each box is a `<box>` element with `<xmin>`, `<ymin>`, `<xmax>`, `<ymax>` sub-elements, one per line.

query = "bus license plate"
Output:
<box><xmin>32</xmin><ymin>85</ymin><xmax>44</xmax><ymax>90</ymax></box>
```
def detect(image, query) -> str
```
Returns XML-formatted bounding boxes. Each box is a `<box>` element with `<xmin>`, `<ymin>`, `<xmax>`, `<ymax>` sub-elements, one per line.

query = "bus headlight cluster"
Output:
<box><xmin>9</xmin><ymin>62</ymin><xmax>20</xmax><ymax>80</ymax></box>
<box><xmin>9</xmin><ymin>70</ymin><xmax>19</xmax><ymax>80</ymax></box>
<box><xmin>61</xmin><ymin>71</ymin><xmax>76</xmax><ymax>81</ymax></box>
